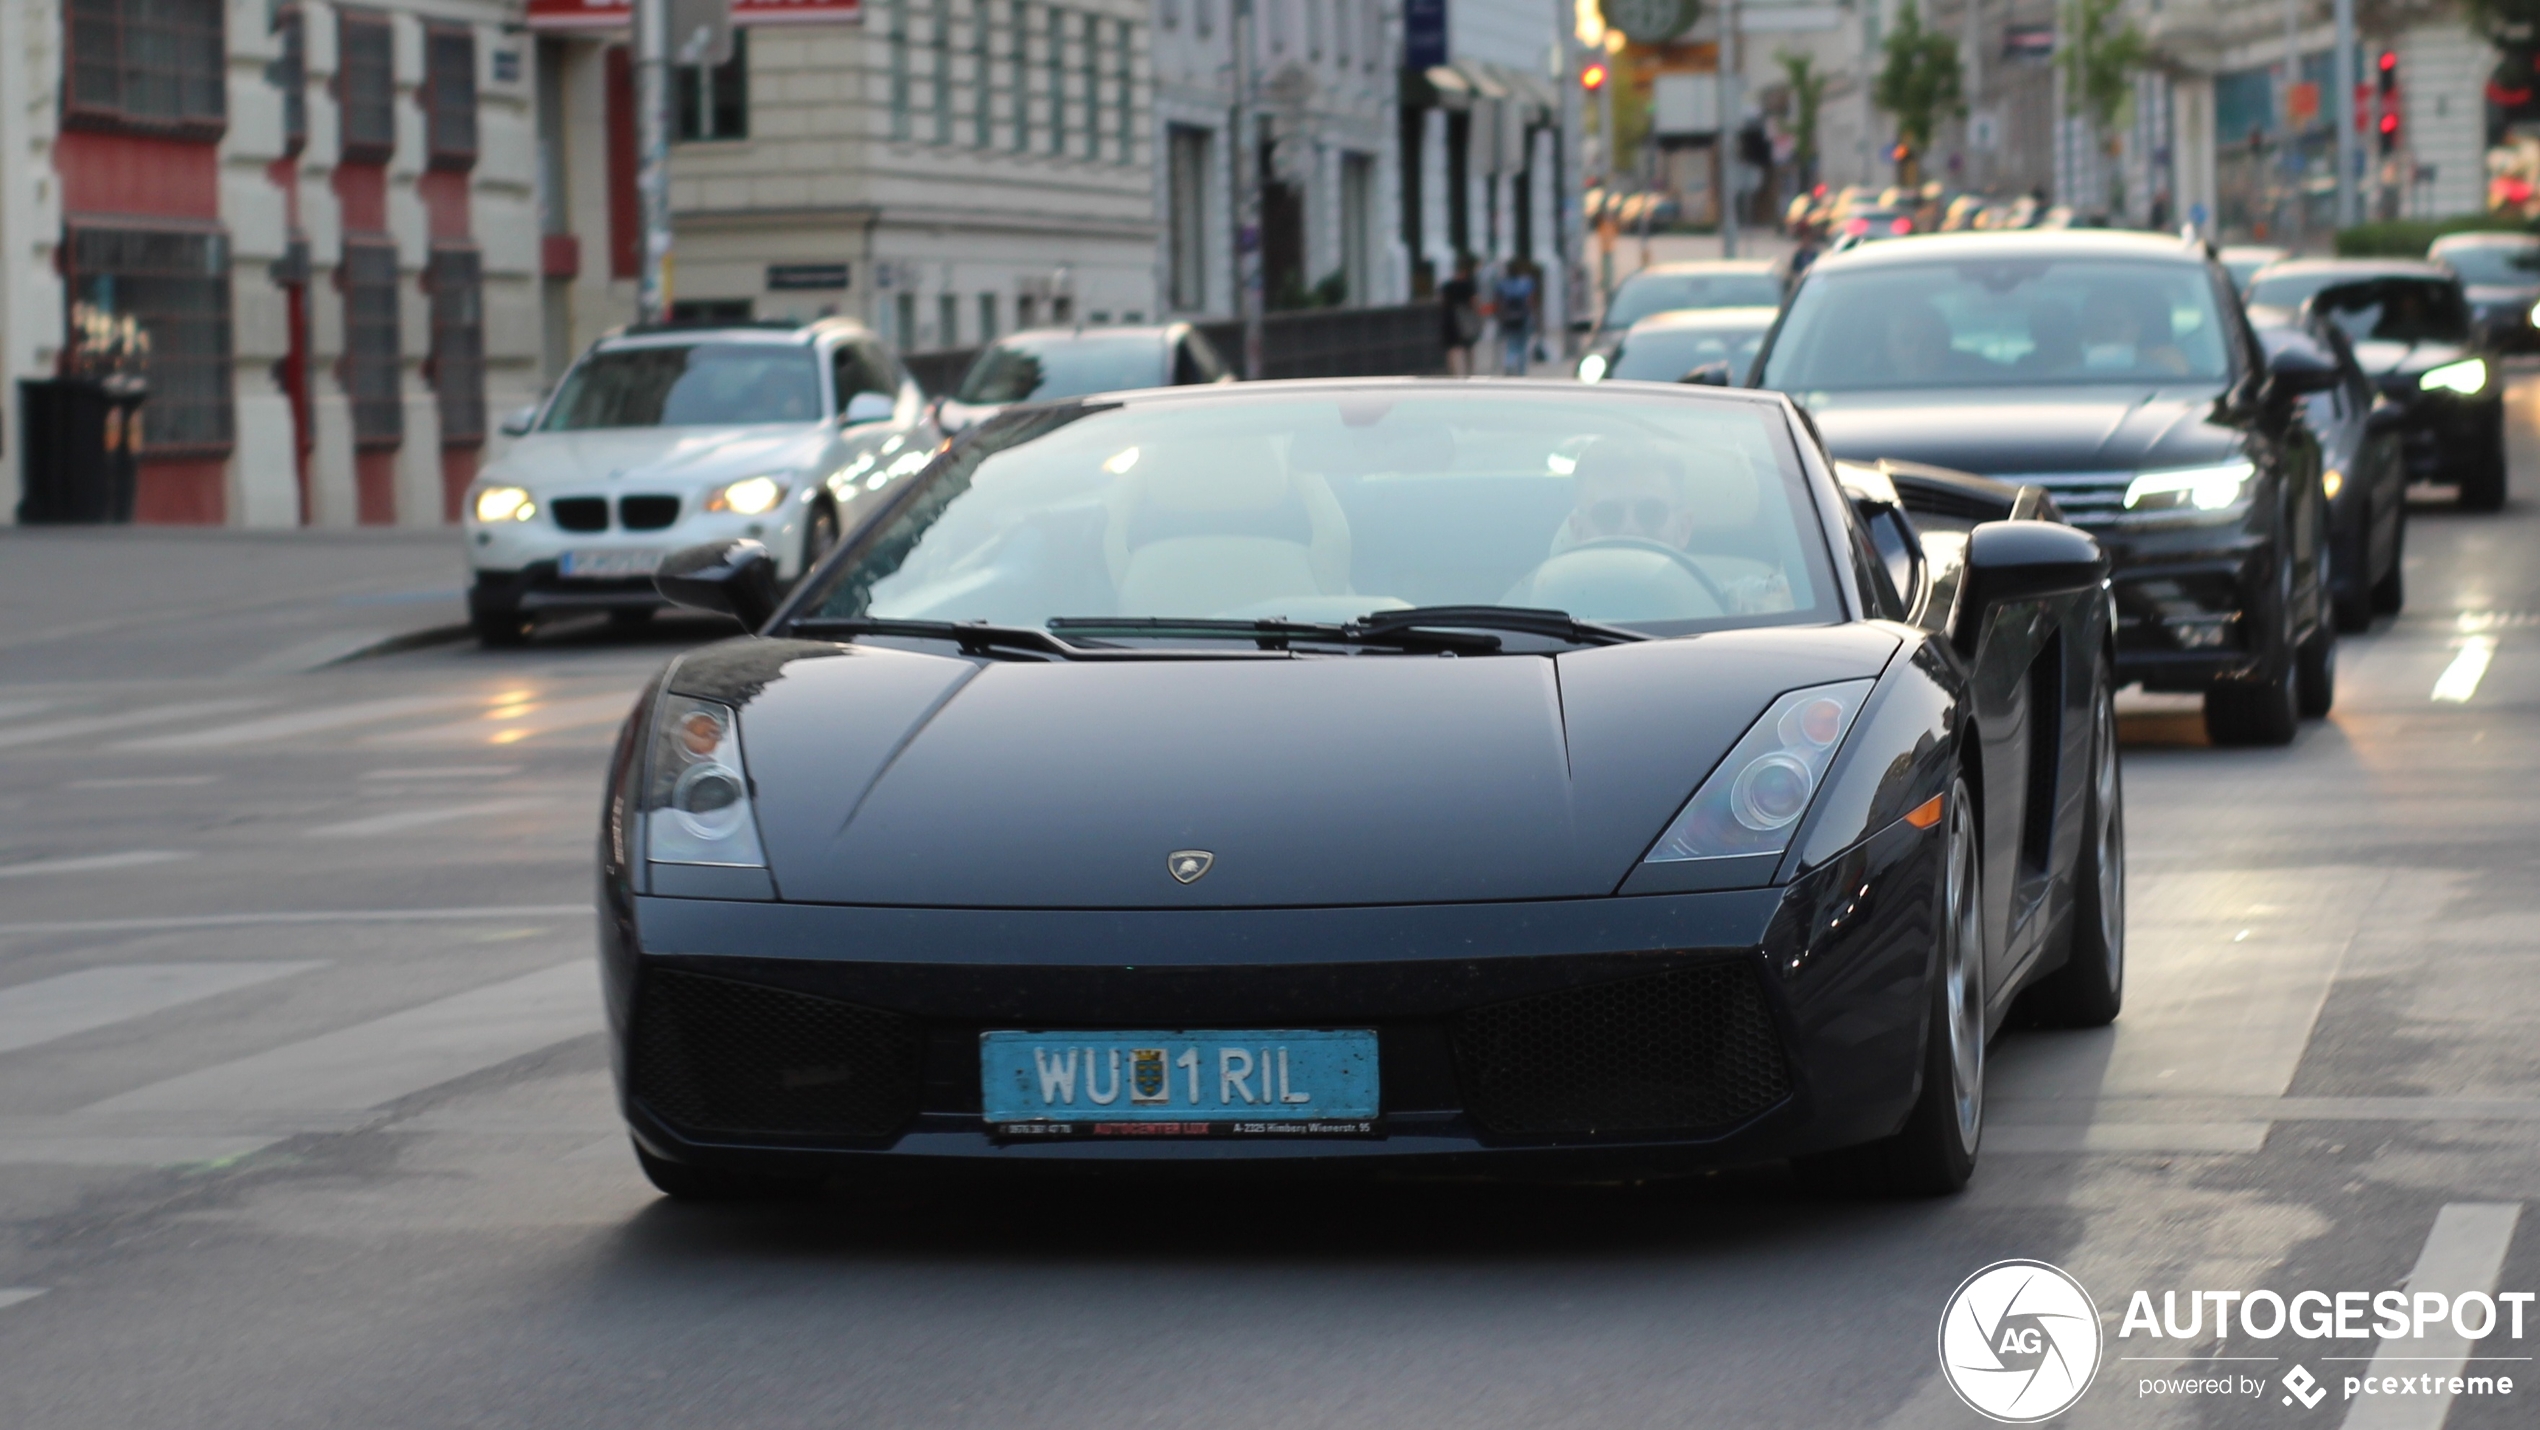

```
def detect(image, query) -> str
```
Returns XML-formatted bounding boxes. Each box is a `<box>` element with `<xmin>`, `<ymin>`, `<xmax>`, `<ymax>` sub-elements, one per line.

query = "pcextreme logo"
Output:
<box><xmin>1938</xmin><ymin>1260</ymin><xmax>2105</xmax><ymax>1423</ymax></box>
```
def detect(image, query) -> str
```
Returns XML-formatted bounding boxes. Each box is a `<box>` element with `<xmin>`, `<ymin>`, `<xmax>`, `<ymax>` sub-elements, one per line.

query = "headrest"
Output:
<box><xmin>1116</xmin><ymin>440</ymin><xmax>1290</xmax><ymax>513</ymax></box>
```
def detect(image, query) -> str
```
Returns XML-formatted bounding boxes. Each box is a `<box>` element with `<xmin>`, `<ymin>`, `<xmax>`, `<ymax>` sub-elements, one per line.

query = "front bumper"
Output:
<box><xmin>2375</xmin><ymin>388</ymin><xmax>2503</xmax><ymax>484</ymax></box>
<box><xmin>601</xmin><ymin>817</ymin><xmax>1943</xmax><ymax>1179</ymax></box>
<box><xmin>2075</xmin><ymin>515</ymin><xmax>2274</xmax><ymax>693</ymax></box>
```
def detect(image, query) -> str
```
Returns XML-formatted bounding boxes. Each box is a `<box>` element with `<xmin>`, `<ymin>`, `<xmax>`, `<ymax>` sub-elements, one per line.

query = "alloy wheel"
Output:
<box><xmin>1944</xmin><ymin>797</ymin><xmax>1985</xmax><ymax>1157</ymax></box>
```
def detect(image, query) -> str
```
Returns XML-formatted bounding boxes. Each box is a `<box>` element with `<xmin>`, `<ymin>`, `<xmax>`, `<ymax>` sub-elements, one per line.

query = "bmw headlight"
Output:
<box><xmin>2122</xmin><ymin>459</ymin><xmax>2255</xmax><ymax>513</ymax></box>
<box><xmin>2419</xmin><ymin>358</ymin><xmax>2488</xmax><ymax>395</ymax></box>
<box><xmin>643</xmin><ymin>694</ymin><xmax>767</xmax><ymax>867</ymax></box>
<box><xmin>1644</xmin><ymin>680</ymin><xmax>1873</xmax><ymax>863</ymax></box>
<box><xmin>704</xmin><ymin>474</ymin><xmax>790</xmax><ymax>515</ymax></box>
<box><xmin>472</xmin><ymin>485</ymin><xmax>536</xmax><ymax>523</ymax></box>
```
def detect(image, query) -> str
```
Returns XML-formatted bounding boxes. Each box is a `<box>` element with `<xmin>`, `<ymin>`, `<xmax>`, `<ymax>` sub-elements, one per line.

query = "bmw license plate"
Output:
<box><xmin>980</xmin><ymin>1029</ymin><xmax>1379</xmax><ymax>1137</ymax></box>
<box><xmin>556</xmin><ymin>548</ymin><xmax>665</xmax><ymax>578</ymax></box>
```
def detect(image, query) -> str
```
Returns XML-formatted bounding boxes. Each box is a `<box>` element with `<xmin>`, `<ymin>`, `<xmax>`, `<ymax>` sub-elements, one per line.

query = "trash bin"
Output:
<box><xmin>18</xmin><ymin>376</ymin><xmax>147</xmax><ymax>524</ymax></box>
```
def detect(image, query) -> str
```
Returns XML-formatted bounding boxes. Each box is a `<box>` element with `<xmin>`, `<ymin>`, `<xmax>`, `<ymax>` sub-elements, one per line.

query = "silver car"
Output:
<box><xmin>464</xmin><ymin>319</ymin><xmax>937</xmax><ymax>645</ymax></box>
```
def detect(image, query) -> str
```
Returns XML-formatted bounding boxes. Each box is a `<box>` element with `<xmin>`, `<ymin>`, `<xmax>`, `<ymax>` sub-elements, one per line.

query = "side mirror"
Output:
<box><xmin>841</xmin><ymin>391</ymin><xmax>896</xmax><ymax>425</ymax></box>
<box><xmin>1951</xmin><ymin>520</ymin><xmax>2105</xmax><ymax>653</ymax></box>
<box><xmin>2260</xmin><ymin>332</ymin><xmax>2342</xmax><ymax>399</ymax></box>
<box><xmin>655</xmin><ymin>539</ymin><xmax>782</xmax><ymax>631</ymax></box>
<box><xmin>1680</xmin><ymin>361</ymin><xmax>1734</xmax><ymax>387</ymax></box>
<box><xmin>498</xmin><ymin>404</ymin><xmax>538</xmax><ymax>437</ymax></box>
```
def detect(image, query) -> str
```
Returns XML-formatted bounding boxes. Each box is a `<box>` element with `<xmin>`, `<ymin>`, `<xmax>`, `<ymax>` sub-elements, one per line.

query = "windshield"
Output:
<box><xmin>1761</xmin><ymin>258</ymin><xmax>2234</xmax><ymax>391</ymax></box>
<box><xmin>2290</xmin><ymin>277</ymin><xmax>2474</xmax><ymax>346</ymax></box>
<box><xmin>2435</xmin><ymin>241</ymin><xmax>2540</xmax><ymax>286</ymax></box>
<box><xmin>1609</xmin><ymin>314</ymin><xmax>1776</xmax><ymax>383</ymax></box>
<box><xmin>540</xmin><ymin>344</ymin><xmax>823</xmax><ymax>429</ymax></box>
<box><xmin>1603</xmin><ymin>271</ymin><xmax>1785</xmax><ymax>329</ymax></box>
<box><xmin>803</xmin><ymin>391</ymin><xmax>1839</xmax><ymax>638</ymax></box>
<box><xmin>954</xmin><ymin>335</ymin><xmax>1170</xmax><ymax>405</ymax></box>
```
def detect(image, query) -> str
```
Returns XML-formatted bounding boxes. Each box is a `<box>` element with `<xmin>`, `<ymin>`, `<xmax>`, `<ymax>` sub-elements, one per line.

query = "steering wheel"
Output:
<box><xmin>1558</xmin><ymin>536</ymin><xmax>1737</xmax><ymax>615</ymax></box>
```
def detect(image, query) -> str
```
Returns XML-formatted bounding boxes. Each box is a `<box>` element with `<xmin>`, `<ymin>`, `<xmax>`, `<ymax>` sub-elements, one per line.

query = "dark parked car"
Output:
<box><xmin>2246</xmin><ymin>260</ymin><xmax>2506</xmax><ymax>510</ymax></box>
<box><xmin>2249</xmin><ymin>312</ymin><xmax>2408</xmax><ymax>630</ymax></box>
<box><xmin>1753</xmin><ymin>230</ymin><xmax>2338</xmax><ymax>746</ymax></box>
<box><xmin>936</xmin><ymin>324</ymin><xmax>1233</xmax><ymax>434</ymax></box>
<box><xmin>1577</xmin><ymin>307</ymin><xmax>1779</xmax><ymax>385</ymax></box>
<box><xmin>611</xmin><ymin>378</ymin><xmax>2123</xmax><ymax>1200</ymax></box>
<box><xmin>2430</xmin><ymin>232</ymin><xmax>2540</xmax><ymax>353</ymax></box>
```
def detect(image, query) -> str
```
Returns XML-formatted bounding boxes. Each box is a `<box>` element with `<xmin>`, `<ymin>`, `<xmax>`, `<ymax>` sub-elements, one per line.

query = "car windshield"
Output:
<box><xmin>2290</xmin><ymin>277</ymin><xmax>2474</xmax><ymax>346</ymax></box>
<box><xmin>1603</xmin><ymin>271</ymin><xmax>1785</xmax><ymax>329</ymax></box>
<box><xmin>1761</xmin><ymin>257</ymin><xmax>2233</xmax><ymax>391</ymax></box>
<box><xmin>539</xmin><ymin>343</ymin><xmax>823</xmax><ymax>429</ymax></box>
<box><xmin>2434</xmin><ymin>241</ymin><xmax>2540</xmax><ymax>286</ymax></box>
<box><xmin>954</xmin><ymin>335</ymin><xmax>1170</xmax><ymax>404</ymax></box>
<box><xmin>803</xmin><ymin>391</ymin><xmax>1839</xmax><ymax>638</ymax></box>
<box><xmin>1609</xmin><ymin>314</ymin><xmax>1776</xmax><ymax>382</ymax></box>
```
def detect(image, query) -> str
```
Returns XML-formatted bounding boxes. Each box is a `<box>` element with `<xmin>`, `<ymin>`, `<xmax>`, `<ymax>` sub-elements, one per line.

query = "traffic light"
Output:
<box><xmin>1581</xmin><ymin>60</ymin><xmax>1608</xmax><ymax>91</ymax></box>
<box><xmin>2378</xmin><ymin>49</ymin><xmax>2401</xmax><ymax>154</ymax></box>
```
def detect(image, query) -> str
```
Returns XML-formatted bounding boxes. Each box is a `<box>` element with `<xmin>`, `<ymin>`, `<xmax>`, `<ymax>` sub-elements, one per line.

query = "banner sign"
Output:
<box><xmin>526</xmin><ymin>0</ymin><xmax>861</xmax><ymax>33</ymax></box>
<box><xmin>1404</xmin><ymin>0</ymin><xmax>1447</xmax><ymax>70</ymax></box>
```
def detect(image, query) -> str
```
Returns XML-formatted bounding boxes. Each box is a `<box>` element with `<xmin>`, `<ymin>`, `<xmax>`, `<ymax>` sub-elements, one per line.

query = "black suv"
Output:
<box><xmin>1751</xmin><ymin>231</ymin><xmax>2338</xmax><ymax>745</ymax></box>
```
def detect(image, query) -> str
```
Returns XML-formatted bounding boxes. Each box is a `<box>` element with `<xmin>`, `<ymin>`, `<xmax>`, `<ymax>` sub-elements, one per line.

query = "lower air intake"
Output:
<box><xmin>630</xmin><ymin>969</ymin><xmax>921</xmax><ymax>1139</ymax></box>
<box><xmin>1447</xmin><ymin>963</ymin><xmax>1791</xmax><ymax>1136</ymax></box>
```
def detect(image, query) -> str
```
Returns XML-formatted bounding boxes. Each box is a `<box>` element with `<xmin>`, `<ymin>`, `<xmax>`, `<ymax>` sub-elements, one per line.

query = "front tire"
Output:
<box><xmin>2370</xmin><ymin>511</ymin><xmax>2406</xmax><ymax>616</ymax></box>
<box><xmin>468</xmin><ymin>579</ymin><xmax>530</xmax><ymax>648</ymax></box>
<box><xmin>2024</xmin><ymin>679</ymin><xmax>2125</xmax><ymax>1027</ymax></box>
<box><xmin>2457</xmin><ymin>413</ymin><xmax>2507</xmax><ymax>513</ymax></box>
<box><xmin>2295</xmin><ymin>624</ymin><xmax>2336</xmax><ymax>719</ymax></box>
<box><xmin>2203</xmin><ymin>659</ymin><xmax>2298</xmax><ymax>745</ymax></box>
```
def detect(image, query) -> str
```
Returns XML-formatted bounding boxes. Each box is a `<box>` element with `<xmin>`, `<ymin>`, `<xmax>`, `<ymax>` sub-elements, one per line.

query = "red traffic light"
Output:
<box><xmin>2380</xmin><ymin>112</ymin><xmax>2400</xmax><ymax>134</ymax></box>
<box><xmin>2379</xmin><ymin>50</ymin><xmax>2397</xmax><ymax>72</ymax></box>
<box><xmin>1581</xmin><ymin>61</ymin><xmax>1608</xmax><ymax>90</ymax></box>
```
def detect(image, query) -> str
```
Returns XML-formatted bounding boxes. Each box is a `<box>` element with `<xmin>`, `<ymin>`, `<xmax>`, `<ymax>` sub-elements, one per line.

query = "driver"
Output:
<box><xmin>1552</xmin><ymin>439</ymin><xmax>1697</xmax><ymax>553</ymax></box>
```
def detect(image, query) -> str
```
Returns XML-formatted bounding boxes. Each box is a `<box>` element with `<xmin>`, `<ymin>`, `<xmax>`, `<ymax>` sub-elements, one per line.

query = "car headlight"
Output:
<box><xmin>2322</xmin><ymin>468</ymin><xmax>2344</xmax><ymax>500</ymax></box>
<box><xmin>2122</xmin><ymin>459</ymin><xmax>2255</xmax><ymax>513</ymax></box>
<box><xmin>2526</xmin><ymin>301</ymin><xmax>2539</xmax><ymax>327</ymax></box>
<box><xmin>1578</xmin><ymin>352</ymin><xmax>1610</xmax><ymax>383</ymax></box>
<box><xmin>2419</xmin><ymin>358</ymin><xmax>2487</xmax><ymax>395</ymax></box>
<box><xmin>1643</xmin><ymin>680</ymin><xmax>1873</xmax><ymax>863</ymax></box>
<box><xmin>643</xmin><ymin>694</ymin><xmax>767</xmax><ymax>868</ymax></box>
<box><xmin>704</xmin><ymin>475</ymin><xmax>790</xmax><ymax>515</ymax></box>
<box><xmin>473</xmin><ymin>485</ymin><xmax>536</xmax><ymax>523</ymax></box>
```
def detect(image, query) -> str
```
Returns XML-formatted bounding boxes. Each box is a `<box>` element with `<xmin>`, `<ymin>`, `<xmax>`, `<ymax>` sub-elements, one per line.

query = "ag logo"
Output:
<box><xmin>1167</xmin><ymin>849</ymin><xmax>1214</xmax><ymax>884</ymax></box>
<box><xmin>1938</xmin><ymin>1260</ymin><xmax>2103</xmax><ymax>1422</ymax></box>
<box><xmin>2282</xmin><ymin>1365</ymin><xmax>2326</xmax><ymax>1409</ymax></box>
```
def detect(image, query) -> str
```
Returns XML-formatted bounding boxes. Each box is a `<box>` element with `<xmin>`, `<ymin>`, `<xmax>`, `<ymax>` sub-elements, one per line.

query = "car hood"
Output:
<box><xmin>2349</xmin><ymin>339</ymin><xmax>2472</xmax><ymax>378</ymax></box>
<box><xmin>698</xmin><ymin>626</ymin><xmax>1901</xmax><ymax>908</ymax></box>
<box><xmin>485</xmin><ymin>424</ymin><xmax>826</xmax><ymax>491</ymax></box>
<box><xmin>1803</xmin><ymin>385</ymin><xmax>2236</xmax><ymax>477</ymax></box>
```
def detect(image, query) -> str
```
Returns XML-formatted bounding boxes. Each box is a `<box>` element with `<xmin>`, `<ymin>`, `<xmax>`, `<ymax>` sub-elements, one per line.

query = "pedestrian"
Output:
<box><xmin>1439</xmin><ymin>255</ymin><xmax>1481</xmax><ymax>377</ymax></box>
<box><xmin>1494</xmin><ymin>260</ymin><xmax>1537</xmax><ymax>376</ymax></box>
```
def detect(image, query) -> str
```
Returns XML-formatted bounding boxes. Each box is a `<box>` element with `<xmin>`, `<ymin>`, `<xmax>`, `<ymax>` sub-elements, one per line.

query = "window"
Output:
<box><xmin>64</xmin><ymin>225</ymin><xmax>235</xmax><ymax>453</ymax></box>
<box><xmin>269</xmin><ymin>7</ymin><xmax>306</xmax><ymax>156</ymax></box>
<box><xmin>1308</xmin><ymin>0</ymin><xmax>1322</xmax><ymax>59</ymax></box>
<box><xmin>1197</xmin><ymin>0</ymin><xmax>1214</xmax><ymax>37</ymax></box>
<box><xmin>938</xmin><ymin>293</ymin><xmax>960</xmax><ymax>347</ymax></box>
<box><xmin>675</xmin><ymin>29</ymin><xmax>748</xmax><ymax>140</ymax></box>
<box><xmin>972</xmin><ymin>0</ymin><xmax>992</xmax><ymax>146</ymax></box>
<box><xmin>1333</xmin><ymin>0</ymin><xmax>1347</xmax><ymax>65</ymax></box>
<box><xmin>543</xmin><ymin>345</ymin><xmax>823</xmax><ymax>429</ymax></box>
<box><xmin>1009</xmin><ymin>0</ymin><xmax>1029</xmax><ymax>151</ymax></box>
<box><xmin>1167</xmin><ymin>126</ymin><xmax>1209</xmax><ymax>311</ymax></box>
<box><xmin>896</xmin><ymin>292</ymin><xmax>920</xmax><ymax>350</ymax></box>
<box><xmin>336</xmin><ymin>11</ymin><xmax>396</xmax><ymax>164</ymax></box>
<box><xmin>1078</xmin><ymin>12</ymin><xmax>1097</xmax><ymax>159</ymax></box>
<box><xmin>669</xmin><ymin>298</ymin><xmax>755</xmax><ymax>323</ymax></box>
<box><xmin>1047</xmin><ymin>5</ymin><xmax>1066</xmax><ymax>155</ymax></box>
<box><xmin>1114</xmin><ymin>19</ymin><xmax>1133</xmax><ymax>165</ymax></box>
<box><xmin>424</xmin><ymin>24</ymin><xmax>478</xmax><ymax>167</ymax></box>
<box><xmin>1341</xmin><ymin>151</ymin><xmax>1372</xmax><ymax>305</ymax></box>
<box><xmin>339</xmin><ymin>238</ymin><xmax>403</xmax><ymax>450</ymax></box>
<box><xmin>977</xmin><ymin>292</ymin><xmax>999</xmax><ymax>342</ymax></box>
<box><xmin>428</xmin><ymin>246</ymin><xmax>486</xmax><ymax>445</ymax></box>
<box><xmin>833</xmin><ymin>343</ymin><xmax>893</xmax><ymax>406</ymax></box>
<box><xmin>931</xmin><ymin>0</ymin><xmax>953</xmax><ymax>142</ymax></box>
<box><xmin>1017</xmin><ymin>292</ymin><xmax>1037</xmax><ymax>328</ymax></box>
<box><xmin>65</xmin><ymin>0</ymin><xmax>226</xmax><ymax>135</ymax></box>
<box><xmin>889</xmin><ymin>0</ymin><xmax>912</xmax><ymax>140</ymax></box>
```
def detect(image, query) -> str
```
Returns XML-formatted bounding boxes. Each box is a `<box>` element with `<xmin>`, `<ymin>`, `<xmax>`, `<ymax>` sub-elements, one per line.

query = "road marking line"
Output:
<box><xmin>0</xmin><ymin>962</ymin><xmax>323</xmax><ymax>1056</ymax></box>
<box><xmin>0</xmin><ymin>904</ymin><xmax>589</xmax><ymax>937</ymax></box>
<box><xmin>0</xmin><ymin>850</ymin><xmax>195</xmax><ymax>880</ymax></box>
<box><xmin>363</xmin><ymin>765</ymin><xmax>521</xmax><ymax>780</ymax></box>
<box><xmin>65</xmin><ymin>775</ymin><xmax>220</xmax><ymax>790</ymax></box>
<box><xmin>2340</xmin><ymin>1203</ymin><xmax>2524</xmax><ymax>1430</ymax></box>
<box><xmin>0</xmin><ymin>698</ymin><xmax>270</xmax><ymax>751</ymax></box>
<box><xmin>0</xmin><ymin>1288</ymin><xmax>47</xmax><ymax>1312</ymax></box>
<box><xmin>114</xmin><ymin>694</ymin><xmax>483</xmax><ymax>751</ymax></box>
<box><xmin>77</xmin><ymin>960</ymin><xmax>600</xmax><ymax>1120</ymax></box>
<box><xmin>299</xmin><ymin>797</ymin><xmax>548</xmax><ymax>838</ymax></box>
<box><xmin>0</xmin><ymin>700</ymin><xmax>57</xmax><ymax>722</ymax></box>
<box><xmin>2432</xmin><ymin>636</ymin><xmax>2496</xmax><ymax>702</ymax></box>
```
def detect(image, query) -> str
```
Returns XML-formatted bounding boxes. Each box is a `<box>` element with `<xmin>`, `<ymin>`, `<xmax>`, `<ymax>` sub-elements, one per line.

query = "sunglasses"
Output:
<box><xmin>1582</xmin><ymin>497</ymin><xmax>1676</xmax><ymax>532</ymax></box>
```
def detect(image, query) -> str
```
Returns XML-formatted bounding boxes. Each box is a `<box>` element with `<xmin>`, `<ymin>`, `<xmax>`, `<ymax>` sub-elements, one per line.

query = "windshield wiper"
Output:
<box><xmin>787</xmin><ymin>616</ymin><xmax>1296</xmax><ymax>661</ymax></box>
<box><xmin>1351</xmin><ymin>606</ymin><xmax>1647</xmax><ymax>647</ymax></box>
<box><xmin>1045</xmin><ymin>616</ymin><xmax>1502</xmax><ymax>655</ymax></box>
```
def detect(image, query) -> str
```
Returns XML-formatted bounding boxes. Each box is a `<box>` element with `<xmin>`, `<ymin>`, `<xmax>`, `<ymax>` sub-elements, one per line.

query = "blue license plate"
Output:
<box><xmin>980</xmin><ymin>1029</ymin><xmax>1379</xmax><ymax>1134</ymax></box>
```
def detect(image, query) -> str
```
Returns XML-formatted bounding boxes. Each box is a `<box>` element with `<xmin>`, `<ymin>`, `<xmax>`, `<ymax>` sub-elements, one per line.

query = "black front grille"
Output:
<box><xmin>619</xmin><ymin>495</ymin><xmax>681</xmax><ymax>530</ymax></box>
<box><xmin>629</xmin><ymin>970</ymin><xmax>923</xmax><ymax>1139</ymax></box>
<box><xmin>1446</xmin><ymin>964</ymin><xmax>1790</xmax><ymax>1137</ymax></box>
<box><xmin>551</xmin><ymin>496</ymin><xmax>609</xmax><ymax>532</ymax></box>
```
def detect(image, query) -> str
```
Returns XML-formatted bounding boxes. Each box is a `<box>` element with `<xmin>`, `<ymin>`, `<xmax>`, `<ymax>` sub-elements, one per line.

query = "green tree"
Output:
<box><xmin>2057</xmin><ymin>0</ymin><xmax>2150</xmax><ymax>133</ymax></box>
<box><xmin>1778</xmin><ymin>50</ymin><xmax>1828</xmax><ymax>188</ymax></box>
<box><xmin>1872</xmin><ymin>3</ymin><xmax>1964</xmax><ymax>187</ymax></box>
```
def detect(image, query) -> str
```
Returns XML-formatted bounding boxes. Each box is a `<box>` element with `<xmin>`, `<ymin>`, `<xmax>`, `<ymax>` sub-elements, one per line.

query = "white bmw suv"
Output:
<box><xmin>464</xmin><ymin>318</ymin><xmax>939</xmax><ymax>646</ymax></box>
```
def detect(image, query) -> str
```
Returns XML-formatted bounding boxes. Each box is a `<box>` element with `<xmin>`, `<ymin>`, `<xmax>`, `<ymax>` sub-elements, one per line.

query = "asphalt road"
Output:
<box><xmin>3</xmin><ymin>388</ymin><xmax>2539</xmax><ymax>1429</ymax></box>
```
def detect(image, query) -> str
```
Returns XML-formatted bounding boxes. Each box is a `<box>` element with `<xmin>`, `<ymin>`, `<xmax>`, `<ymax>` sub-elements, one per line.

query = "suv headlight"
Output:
<box><xmin>473</xmin><ymin>485</ymin><xmax>536</xmax><ymax>523</ymax></box>
<box><xmin>2419</xmin><ymin>358</ymin><xmax>2487</xmax><ymax>395</ymax></box>
<box><xmin>704</xmin><ymin>475</ymin><xmax>790</xmax><ymax>515</ymax></box>
<box><xmin>2122</xmin><ymin>459</ymin><xmax>2254</xmax><ymax>513</ymax></box>
<box><xmin>643</xmin><ymin>694</ymin><xmax>767</xmax><ymax>868</ymax></box>
<box><xmin>1643</xmin><ymin>680</ymin><xmax>1873</xmax><ymax>863</ymax></box>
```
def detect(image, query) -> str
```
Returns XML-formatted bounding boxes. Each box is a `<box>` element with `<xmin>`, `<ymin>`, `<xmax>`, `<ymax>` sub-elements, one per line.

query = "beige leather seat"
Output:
<box><xmin>1101</xmin><ymin>441</ymin><xmax>1352</xmax><ymax>616</ymax></box>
